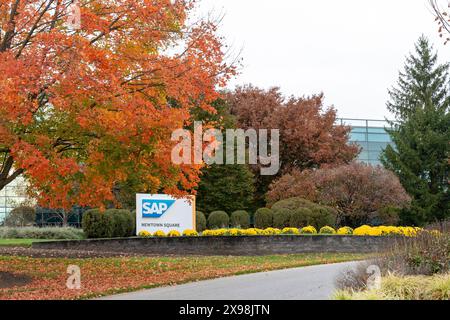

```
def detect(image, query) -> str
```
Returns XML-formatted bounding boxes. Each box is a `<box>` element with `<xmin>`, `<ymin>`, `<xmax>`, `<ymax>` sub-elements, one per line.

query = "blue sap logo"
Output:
<box><xmin>142</xmin><ymin>199</ymin><xmax>176</xmax><ymax>218</ymax></box>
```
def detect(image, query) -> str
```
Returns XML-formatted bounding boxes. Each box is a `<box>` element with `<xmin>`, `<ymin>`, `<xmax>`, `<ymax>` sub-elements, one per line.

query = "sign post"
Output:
<box><xmin>136</xmin><ymin>194</ymin><xmax>196</xmax><ymax>235</ymax></box>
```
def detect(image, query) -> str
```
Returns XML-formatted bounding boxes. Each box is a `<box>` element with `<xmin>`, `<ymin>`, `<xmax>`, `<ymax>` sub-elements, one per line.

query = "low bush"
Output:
<box><xmin>196</xmin><ymin>211</ymin><xmax>207</xmax><ymax>232</ymax></box>
<box><xmin>300</xmin><ymin>226</ymin><xmax>317</xmax><ymax>234</ymax></box>
<box><xmin>106</xmin><ymin>209</ymin><xmax>134</xmax><ymax>238</ymax></box>
<box><xmin>230</xmin><ymin>210</ymin><xmax>250</xmax><ymax>229</ymax></box>
<box><xmin>337</xmin><ymin>227</ymin><xmax>354</xmax><ymax>235</ymax></box>
<box><xmin>167</xmin><ymin>230</ymin><xmax>181</xmax><ymax>237</ymax></box>
<box><xmin>254</xmin><ymin>208</ymin><xmax>273</xmax><ymax>229</ymax></box>
<box><xmin>335</xmin><ymin>225</ymin><xmax>449</xmax><ymax>298</ymax></box>
<box><xmin>207</xmin><ymin>211</ymin><xmax>229</xmax><ymax>229</ymax></box>
<box><xmin>153</xmin><ymin>230</ymin><xmax>166</xmax><ymax>237</ymax></box>
<box><xmin>0</xmin><ymin>227</ymin><xmax>85</xmax><ymax>240</ymax></box>
<box><xmin>270</xmin><ymin>197</ymin><xmax>337</xmax><ymax>229</ymax></box>
<box><xmin>82</xmin><ymin>209</ymin><xmax>134</xmax><ymax>239</ymax></box>
<box><xmin>334</xmin><ymin>273</ymin><xmax>450</xmax><ymax>300</ymax></box>
<box><xmin>282</xmin><ymin>228</ymin><xmax>300</xmax><ymax>235</ymax></box>
<box><xmin>320</xmin><ymin>226</ymin><xmax>336</xmax><ymax>234</ymax></box>
<box><xmin>183</xmin><ymin>229</ymin><xmax>199</xmax><ymax>237</ymax></box>
<box><xmin>272</xmin><ymin>208</ymin><xmax>292</xmax><ymax>229</ymax></box>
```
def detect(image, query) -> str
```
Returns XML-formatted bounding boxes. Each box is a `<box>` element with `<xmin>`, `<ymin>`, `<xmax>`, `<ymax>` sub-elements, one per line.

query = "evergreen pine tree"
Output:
<box><xmin>381</xmin><ymin>36</ymin><xmax>450</xmax><ymax>225</ymax></box>
<box><xmin>193</xmin><ymin>99</ymin><xmax>256</xmax><ymax>214</ymax></box>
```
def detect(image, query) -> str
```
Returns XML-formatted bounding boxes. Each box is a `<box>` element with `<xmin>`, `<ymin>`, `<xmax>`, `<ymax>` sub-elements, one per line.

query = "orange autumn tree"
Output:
<box><xmin>0</xmin><ymin>0</ymin><xmax>233</xmax><ymax>209</ymax></box>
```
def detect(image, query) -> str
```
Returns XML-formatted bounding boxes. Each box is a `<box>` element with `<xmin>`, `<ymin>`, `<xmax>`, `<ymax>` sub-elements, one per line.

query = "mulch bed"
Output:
<box><xmin>0</xmin><ymin>272</ymin><xmax>32</xmax><ymax>289</ymax></box>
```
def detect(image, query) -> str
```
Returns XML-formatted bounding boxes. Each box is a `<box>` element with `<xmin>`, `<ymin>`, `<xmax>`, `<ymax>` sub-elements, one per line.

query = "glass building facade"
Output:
<box><xmin>337</xmin><ymin>118</ymin><xmax>393</xmax><ymax>166</ymax></box>
<box><xmin>0</xmin><ymin>176</ymin><xmax>30</xmax><ymax>224</ymax></box>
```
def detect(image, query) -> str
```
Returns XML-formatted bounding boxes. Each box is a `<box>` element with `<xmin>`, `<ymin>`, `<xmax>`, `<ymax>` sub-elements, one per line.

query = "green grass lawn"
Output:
<box><xmin>0</xmin><ymin>239</ymin><xmax>56</xmax><ymax>247</ymax></box>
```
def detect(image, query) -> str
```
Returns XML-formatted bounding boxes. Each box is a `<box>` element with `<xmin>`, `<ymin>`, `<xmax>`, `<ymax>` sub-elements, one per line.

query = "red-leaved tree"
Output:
<box><xmin>267</xmin><ymin>162</ymin><xmax>411</xmax><ymax>226</ymax></box>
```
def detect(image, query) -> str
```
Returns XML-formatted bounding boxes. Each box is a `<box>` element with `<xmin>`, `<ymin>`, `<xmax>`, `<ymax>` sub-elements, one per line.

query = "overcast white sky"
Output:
<box><xmin>196</xmin><ymin>0</ymin><xmax>450</xmax><ymax>120</ymax></box>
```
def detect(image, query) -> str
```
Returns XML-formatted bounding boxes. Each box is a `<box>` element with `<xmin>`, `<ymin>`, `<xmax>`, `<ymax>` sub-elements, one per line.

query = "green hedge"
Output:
<box><xmin>196</xmin><ymin>211</ymin><xmax>207</xmax><ymax>232</ymax></box>
<box><xmin>0</xmin><ymin>227</ymin><xmax>85</xmax><ymax>240</ymax></box>
<box><xmin>254</xmin><ymin>208</ymin><xmax>273</xmax><ymax>229</ymax></box>
<box><xmin>230</xmin><ymin>210</ymin><xmax>250</xmax><ymax>229</ymax></box>
<box><xmin>207</xmin><ymin>211</ymin><xmax>229</xmax><ymax>229</ymax></box>
<box><xmin>82</xmin><ymin>209</ymin><xmax>134</xmax><ymax>239</ymax></box>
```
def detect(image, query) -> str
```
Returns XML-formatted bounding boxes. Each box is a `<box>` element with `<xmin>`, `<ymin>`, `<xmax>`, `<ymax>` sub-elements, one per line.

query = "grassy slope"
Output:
<box><xmin>0</xmin><ymin>253</ymin><xmax>370</xmax><ymax>300</ymax></box>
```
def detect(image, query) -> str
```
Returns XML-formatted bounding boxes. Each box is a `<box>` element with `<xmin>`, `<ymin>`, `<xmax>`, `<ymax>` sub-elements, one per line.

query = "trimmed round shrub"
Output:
<box><xmin>153</xmin><ymin>230</ymin><xmax>166</xmax><ymax>237</ymax></box>
<box><xmin>196</xmin><ymin>211</ymin><xmax>207</xmax><ymax>232</ymax></box>
<box><xmin>82</xmin><ymin>209</ymin><xmax>134</xmax><ymax>239</ymax></box>
<box><xmin>271</xmin><ymin>197</ymin><xmax>337</xmax><ymax>229</ymax></box>
<box><xmin>105</xmin><ymin>209</ymin><xmax>134</xmax><ymax>238</ymax></box>
<box><xmin>82</xmin><ymin>209</ymin><xmax>114</xmax><ymax>238</ymax></box>
<box><xmin>207</xmin><ymin>211</ymin><xmax>230</xmax><ymax>229</ymax></box>
<box><xmin>138</xmin><ymin>230</ymin><xmax>151</xmax><ymax>237</ymax></box>
<box><xmin>230</xmin><ymin>210</ymin><xmax>250</xmax><ymax>229</ymax></box>
<box><xmin>254</xmin><ymin>208</ymin><xmax>273</xmax><ymax>229</ymax></box>
<box><xmin>167</xmin><ymin>230</ymin><xmax>181</xmax><ymax>237</ymax></box>
<box><xmin>319</xmin><ymin>226</ymin><xmax>337</xmax><ymax>234</ymax></box>
<box><xmin>282</xmin><ymin>227</ymin><xmax>300</xmax><ymax>235</ymax></box>
<box><xmin>272</xmin><ymin>208</ymin><xmax>292</xmax><ymax>229</ymax></box>
<box><xmin>289</xmin><ymin>208</ymin><xmax>312</xmax><ymax>228</ymax></box>
<box><xmin>300</xmin><ymin>226</ymin><xmax>317</xmax><ymax>234</ymax></box>
<box><xmin>337</xmin><ymin>226</ymin><xmax>354</xmax><ymax>235</ymax></box>
<box><xmin>183</xmin><ymin>229</ymin><xmax>199</xmax><ymax>237</ymax></box>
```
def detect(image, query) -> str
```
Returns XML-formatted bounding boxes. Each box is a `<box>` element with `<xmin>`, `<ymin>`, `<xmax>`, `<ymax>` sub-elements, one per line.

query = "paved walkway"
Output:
<box><xmin>100</xmin><ymin>261</ymin><xmax>360</xmax><ymax>300</ymax></box>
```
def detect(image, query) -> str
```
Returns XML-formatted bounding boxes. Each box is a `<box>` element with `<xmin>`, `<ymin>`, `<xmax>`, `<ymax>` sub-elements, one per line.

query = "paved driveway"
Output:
<box><xmin>100</xmin><ymin>261</ymin><xmax>360</xmax><ymax>300</ymax></box>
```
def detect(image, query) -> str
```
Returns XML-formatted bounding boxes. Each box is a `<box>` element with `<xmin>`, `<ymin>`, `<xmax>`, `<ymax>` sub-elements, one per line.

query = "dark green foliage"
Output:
<box><xmin>230</xmin><ymin>210</ymin><xmax>250</xmax><ymax>228</ymax></box>
<box><xmin>381</xmin><ymin>36</ymin><xmax>450</xmax><ymax>225</ymax></box>
<box><xmin>105</xmin><ymin>209</ymin><xmax>134</xmax><ymax>238</ymax></box>
<box><xmin>377</xmin><ymin>206</ymin><xmax>401</xmax><ymax>226</ymax></box>
<box><xmin>196</xmin><ymin>164</ymin><xmax>256</xmax><ymax>214</ymax></box>
<box><xmin>82</xmin><ymin>209</ymin><xmax>134</xmax><ymax>239</ymax></box>
<box><xmin>254</xmin><ymin>208</ymin><xmax>273</xmax><ymax>229</ymax></box>
<box><xmin>207</xmin><ymin>211</ymin><xmax>230</xmax><ymax>229</ymax></box>
<box><xmin>272</xmin><ymin>208</ymin><xmax>292</xmax><ymax>229</ymax></box>
<box><xmin>196</xmin><ymin>211</ymin><xmax>207</xmax><ymax>232</ymax></box>
<box><xmin>3</xmin><ymin>206</ymin><xmax>36</xmax><ymax>227</ymax></box>
<box><xmin>271</xmin><ymin>197</ymin><xmax>337</xmax><ymax>229</ymax></box>
<box><xmin>194</xmin><ymin>98</ymin><xmax>256</xmax><ymax>214</ymax></box>
<box><xmin>289</xmin><ymin>208</ymin><xmax>313</xmax><ymax>228</ymax></box>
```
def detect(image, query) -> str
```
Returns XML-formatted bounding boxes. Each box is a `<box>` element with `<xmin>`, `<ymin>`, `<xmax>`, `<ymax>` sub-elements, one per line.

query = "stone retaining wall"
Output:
<box><xmin>32</xmin><ymin>236</ymin><xmax>394</xmax><ymax>256</ymax></box>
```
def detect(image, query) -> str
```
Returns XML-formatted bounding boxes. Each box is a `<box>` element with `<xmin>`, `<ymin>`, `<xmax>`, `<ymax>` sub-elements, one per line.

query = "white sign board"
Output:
<box><xmin>136</xmin><ymin>194</ymin><xmax>196</xmax><ymax>235</ymax></box>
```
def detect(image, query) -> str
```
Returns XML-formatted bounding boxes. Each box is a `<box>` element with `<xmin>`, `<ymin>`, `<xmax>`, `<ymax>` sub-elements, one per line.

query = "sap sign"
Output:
<box><xmin>142</xmin><ymin>199</ymin><xmax>176</xmax><ymax>218</ymax></box>
<box><xmin>136</xmin><ymin>194</ymin><xmax>195</xmax><ymax>235</ymax></box>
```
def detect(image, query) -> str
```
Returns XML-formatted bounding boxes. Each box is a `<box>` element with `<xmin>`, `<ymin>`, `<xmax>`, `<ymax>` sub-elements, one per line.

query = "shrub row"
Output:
<box><xmin>137</xmin><ymin>225</ymin><xmax>424</xmax><ymax>238</ymax></box>
<box><xmin>200</xmin><ymin>198</ymin><xmax>338</xmax><ymax>231</ymax></box>
<box><xmin>0</xmin><ymin>227</ymin><xmax>85</xmax><ymax>240</ymax></box>
<box><xmin>82</xmin><ymin>209</ymin><xmax>134</xmax><ymax>239</ymax></box>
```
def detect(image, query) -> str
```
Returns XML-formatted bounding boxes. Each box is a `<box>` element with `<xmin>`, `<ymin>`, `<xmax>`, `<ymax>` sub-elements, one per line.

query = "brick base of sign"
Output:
<box><xmin>32</xmin><ymin>236</ymin><xmax>395</xmax><ymax>256</ymax></box>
